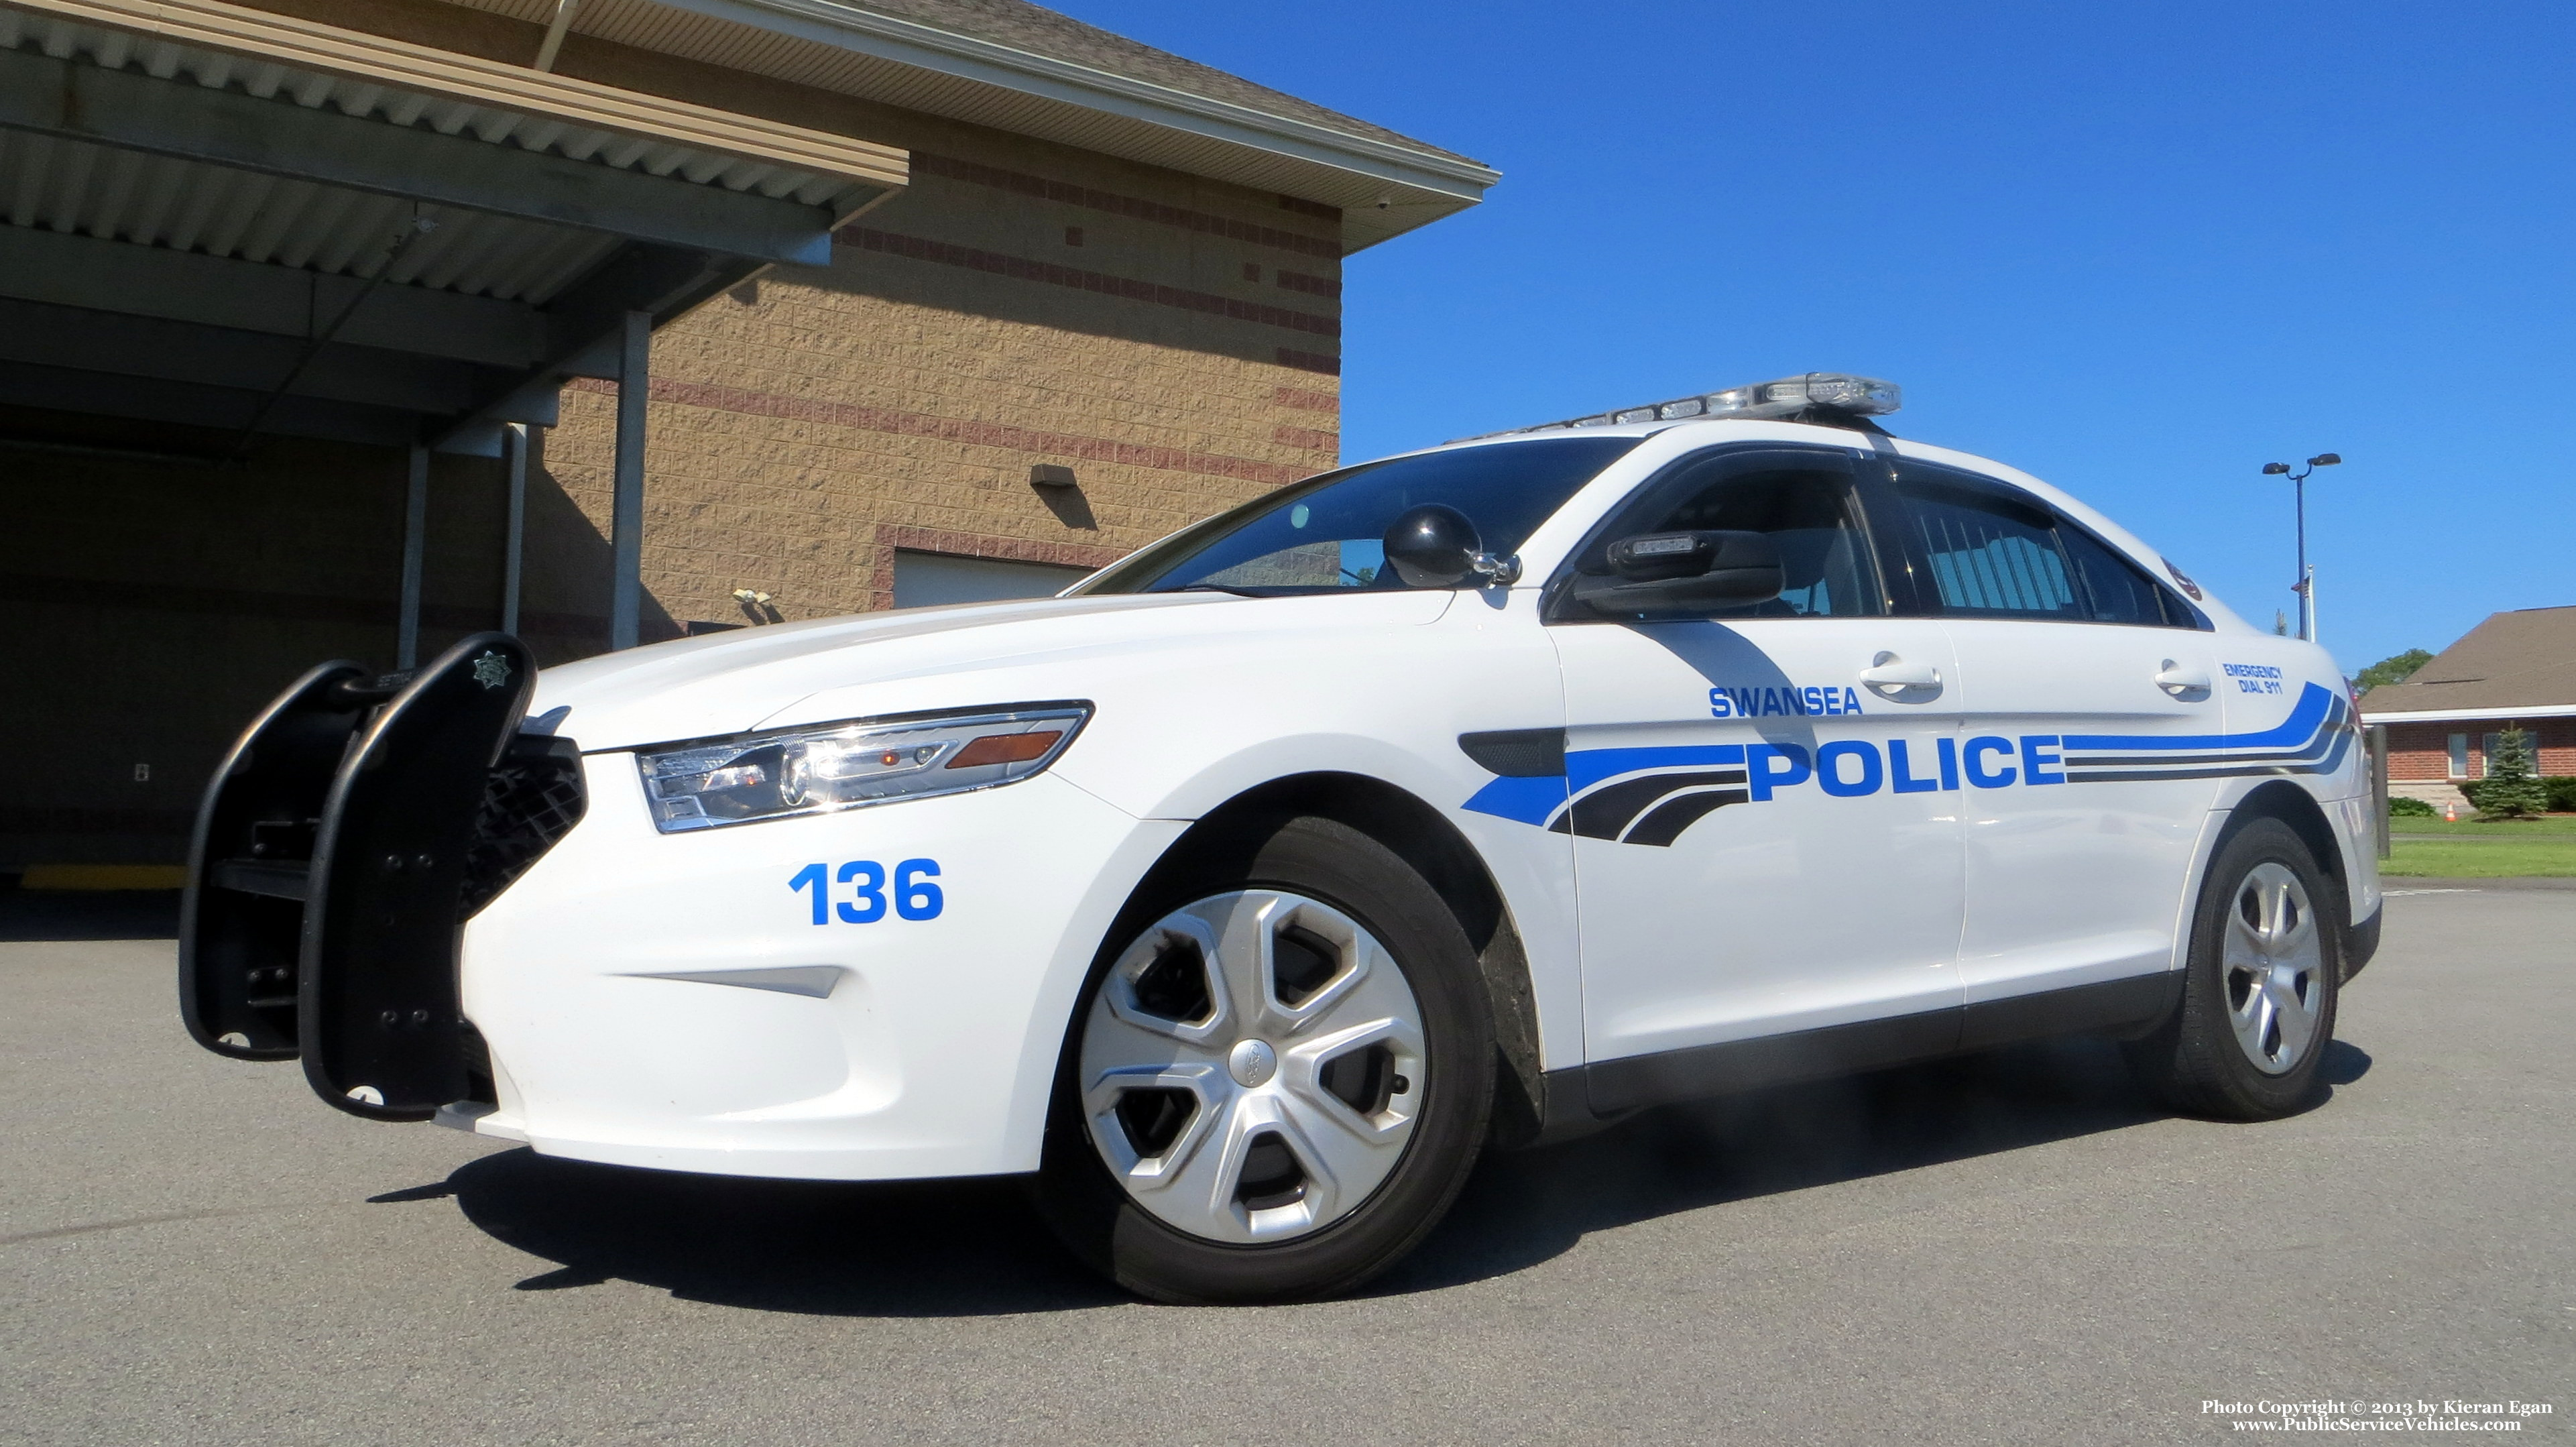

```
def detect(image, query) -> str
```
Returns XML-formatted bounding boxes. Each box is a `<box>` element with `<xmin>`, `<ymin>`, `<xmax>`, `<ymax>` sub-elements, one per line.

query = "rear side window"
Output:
<box><xmin>2058</xmin><ymin>523</ymin><xmax>2197</xmax><ymax>626</ymax></box>
<box><xmin>1889</xmin><ymin>467</ymin><xmax>2202</xmax><ymax>627</ymax></box>
<box><xmin>1898</xmin><ymin>479</ymin><xmax>2080</xmax><ymax>618</ymax></box>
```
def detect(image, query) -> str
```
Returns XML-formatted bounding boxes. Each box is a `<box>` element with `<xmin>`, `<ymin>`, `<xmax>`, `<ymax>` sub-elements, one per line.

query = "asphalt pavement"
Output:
<box><xmin>3</xmin><ymin>888</ymin><xmax>2567</xmax><ymax>1445</ymax></box>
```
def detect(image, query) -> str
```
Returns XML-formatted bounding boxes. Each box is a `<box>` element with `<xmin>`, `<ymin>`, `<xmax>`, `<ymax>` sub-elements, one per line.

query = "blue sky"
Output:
<box><xmin>1061</xmin><ymin>0</ymin><xmax>2575</xmax><ymax>675</ymax></box>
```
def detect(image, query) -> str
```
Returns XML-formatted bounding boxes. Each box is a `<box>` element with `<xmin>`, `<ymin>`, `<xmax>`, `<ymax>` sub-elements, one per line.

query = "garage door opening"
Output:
<box><xmin>891</xmin><ymin>550</ymin><xmax>1094</xmax><ymax>608</ymax></box>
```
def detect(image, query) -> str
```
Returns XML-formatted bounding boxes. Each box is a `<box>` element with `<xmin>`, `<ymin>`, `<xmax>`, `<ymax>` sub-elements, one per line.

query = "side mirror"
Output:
<box><xmin>1383</xmin><ymin>504</ymin><xmax>1521</xmax><ymax>587</ymax></box>
<box><xmin>1570</xmin><ymin>530</ymin><xmax>1784</xmax><ymax>616</ymax></box>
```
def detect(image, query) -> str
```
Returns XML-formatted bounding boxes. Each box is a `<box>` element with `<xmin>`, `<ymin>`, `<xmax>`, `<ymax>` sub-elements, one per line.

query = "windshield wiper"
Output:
<box><xmin>1159</xmin><ymin>583</ymin><xmax>1263</xmax><ymax>597</ymax></box>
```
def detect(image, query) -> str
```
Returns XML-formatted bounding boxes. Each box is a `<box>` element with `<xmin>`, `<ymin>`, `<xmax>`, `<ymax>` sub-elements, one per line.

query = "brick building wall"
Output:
<box><xmin>1</xmin><ymin>0</ymin><xmax>1365</xmax><ymax>867</ymax></box>
<box><xmin>2385</xmin><ymin>721</ymin><xmax>2576</xmax><ymax>780</ymax></box>
<box><xmin>238</xmin><ymin>0</ymin><xmax>1348</xmax><ymax>641</ymax></box>
<box><xmin>536</xmin><ymin>129</ymin><xmax>1344</xmax><ymax>634</ymax></box>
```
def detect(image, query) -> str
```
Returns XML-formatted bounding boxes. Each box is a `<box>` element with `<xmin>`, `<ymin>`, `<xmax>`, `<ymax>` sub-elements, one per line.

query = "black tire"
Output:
<box><xmin>1034</xmin><ymin>815</ymin><xmax>1495</xmax><ymax>1304</ymax></box>
<box><xmin>2125</xmin><ymin>816</ymin><xmax>2341</xmax><ymax>1120</ymax></box>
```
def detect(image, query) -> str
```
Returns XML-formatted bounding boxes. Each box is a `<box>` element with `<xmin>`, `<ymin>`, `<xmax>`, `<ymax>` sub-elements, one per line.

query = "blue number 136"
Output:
<box><xmin>788</xmin><ymin>858</ymin><xmax>942</xmax><ymax>925</ymax></box>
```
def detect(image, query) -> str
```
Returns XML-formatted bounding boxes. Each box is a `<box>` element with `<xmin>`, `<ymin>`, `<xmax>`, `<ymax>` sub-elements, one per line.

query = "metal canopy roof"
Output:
<box><xmin>442</xmin><ymin>0</ymin><xmax>1499</xmax><ymax>254</ymax></box>
<box><xmin>0</xmin><ymin>0</ymin><xmax>909</xmax><ymax>455</ymax></box>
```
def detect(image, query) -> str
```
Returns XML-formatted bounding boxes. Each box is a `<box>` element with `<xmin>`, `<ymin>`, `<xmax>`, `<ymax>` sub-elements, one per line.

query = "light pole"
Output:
<box><xmin>2262</xmin><ymin>453</ymin><xmax>2340</xmax><ymax>642</ymax></box>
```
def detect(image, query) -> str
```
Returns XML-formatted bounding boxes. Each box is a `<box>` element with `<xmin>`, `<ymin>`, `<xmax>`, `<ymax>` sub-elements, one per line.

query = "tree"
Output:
<box><xmin>2355</xmin><ymin>648</ymin><xmax>2434</xmax><ymax>692</ymax></box>
<box><xmin>2467</xmin><ymin>728</ymin><xmax>2548</xmax><ymax>820</ymax></box>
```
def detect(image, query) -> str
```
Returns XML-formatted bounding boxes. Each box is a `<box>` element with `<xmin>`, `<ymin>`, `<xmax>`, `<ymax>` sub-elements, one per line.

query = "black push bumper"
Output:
<box><xmin>180</xmin><ymin>633</ymin><xmax>585</xmax><ymax>1120</ymax></box>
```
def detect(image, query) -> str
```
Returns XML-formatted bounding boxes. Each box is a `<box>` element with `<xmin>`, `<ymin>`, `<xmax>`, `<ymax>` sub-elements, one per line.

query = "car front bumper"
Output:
<box><xmin>449</xmin><ymin>753</ymin><xmax>1181</xmax><ymax>1181</ymax></box>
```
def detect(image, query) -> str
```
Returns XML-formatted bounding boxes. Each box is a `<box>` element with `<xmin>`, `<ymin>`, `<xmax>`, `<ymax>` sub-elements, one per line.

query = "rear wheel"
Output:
<box><xmin>2126</xmin><ymin>817</ymin><xmax>2340</xmax><ymax>1119</ymax></box>
<box><xmin>1035</xmin><ymin>816</ymin><xmax>1494</xmax><ymax>1304</ymax></box>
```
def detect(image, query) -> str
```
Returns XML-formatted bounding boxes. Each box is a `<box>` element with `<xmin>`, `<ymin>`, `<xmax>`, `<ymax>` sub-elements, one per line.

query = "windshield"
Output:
<box><xmin>1075</xmin><ymin>437</ymin><xmax>1643</xmax><ymax>595</ymax></box>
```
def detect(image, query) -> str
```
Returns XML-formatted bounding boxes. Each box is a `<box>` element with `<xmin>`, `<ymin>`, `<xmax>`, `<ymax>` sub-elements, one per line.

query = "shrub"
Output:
<box><xmin>2547</xmin><ymin>776</ymin><xmax>2576</xmax><ymax>814</ymax></box>
<box><xmin>2387</xmin><ymin>797</ymin><xmax>2437</xmax><ymax>817</ymax></box>
<box><xmin>2470</xmin><ymin>729</ymin><xmax>2549</xmax><ymax>820</ymax></box>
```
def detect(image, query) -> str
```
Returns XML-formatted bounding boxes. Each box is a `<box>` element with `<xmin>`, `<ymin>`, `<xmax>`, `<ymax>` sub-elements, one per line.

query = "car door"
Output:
<box><xmin>1543</xmin><ymin>445</ymin><xmax>1967</xmax><ymax>1084</ymax></box>
<box><xmin>1878</xmin><ymin>459</ymin><xmax>2224</xmax><ymax>1014</ymax></box>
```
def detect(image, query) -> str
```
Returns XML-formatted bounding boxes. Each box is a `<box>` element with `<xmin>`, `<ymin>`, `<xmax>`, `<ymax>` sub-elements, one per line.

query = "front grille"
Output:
<box><xmin>460</xmin><ymin>735</ymin><xmax>587</xmax><ymax>917</ymax></box>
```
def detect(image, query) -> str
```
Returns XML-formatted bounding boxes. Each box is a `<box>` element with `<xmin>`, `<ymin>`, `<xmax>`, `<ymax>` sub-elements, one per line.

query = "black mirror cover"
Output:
<box><xmin>1575</xmin><ymin>530</ymin><xmax>1785</xmax><ymax>616</ymax></box>
<box><xmin>1383</xmin><ymin>504</ymin><xmax>1484</xmax><ymax>587</ymax></box>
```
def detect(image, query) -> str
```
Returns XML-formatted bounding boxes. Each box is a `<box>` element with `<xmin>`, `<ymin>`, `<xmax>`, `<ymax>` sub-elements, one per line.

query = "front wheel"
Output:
<box><xmin>2126</xmin><ymin>816</ymin><xmax>2341</xmax><ymax>1119</ymax></box>
<box><xmin>1035</xmin><ymin>816</ymin><xmax>1495</xmax><ymax>1304</ymax></box>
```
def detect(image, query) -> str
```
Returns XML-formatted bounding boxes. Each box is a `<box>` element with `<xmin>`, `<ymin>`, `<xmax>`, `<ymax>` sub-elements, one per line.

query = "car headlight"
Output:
<box><xmin>635</xmin><ymin>703</ymin><xmax>1090</xmax><ymax>833</ymax></box>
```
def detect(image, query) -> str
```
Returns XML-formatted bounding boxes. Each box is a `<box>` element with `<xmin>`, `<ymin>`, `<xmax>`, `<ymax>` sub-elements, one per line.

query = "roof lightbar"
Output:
<box><xmin>1467</xmin><ymin>372</ymin><xmax>1901</xmax><ymax>441</ymax></box>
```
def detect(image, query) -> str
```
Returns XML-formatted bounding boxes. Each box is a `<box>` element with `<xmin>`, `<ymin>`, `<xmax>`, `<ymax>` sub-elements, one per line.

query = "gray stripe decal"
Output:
<box><xmin>624</xmin><ymin>966</ymin><xmax>847</xmax><ymax>998</ymax></box>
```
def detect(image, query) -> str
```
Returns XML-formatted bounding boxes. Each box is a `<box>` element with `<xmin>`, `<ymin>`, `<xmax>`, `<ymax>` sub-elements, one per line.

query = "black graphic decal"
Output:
<box><xmin>1548</xmin><ymin>770</ymin><xmax>1749</xmax><ymax>842</ymax></box>
<box><xmin>1623</xmin><ymin>788</ymin><xmax>1753</xmax><ymax>846</ymax></box>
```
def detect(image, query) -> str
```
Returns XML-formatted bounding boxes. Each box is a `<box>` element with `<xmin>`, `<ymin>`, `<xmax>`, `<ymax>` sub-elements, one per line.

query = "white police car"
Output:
<box><xmin>181</xmin><ymin>373</ymin><xmax>2380</xmax><ymax>1304</ymax></box>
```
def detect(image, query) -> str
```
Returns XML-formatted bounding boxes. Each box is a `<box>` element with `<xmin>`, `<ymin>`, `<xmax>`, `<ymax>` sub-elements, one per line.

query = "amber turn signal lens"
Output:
<box><xmin>947</xmin><ymin>730</ymin><xmax>1063</xmax><ymax>768</ymax></box>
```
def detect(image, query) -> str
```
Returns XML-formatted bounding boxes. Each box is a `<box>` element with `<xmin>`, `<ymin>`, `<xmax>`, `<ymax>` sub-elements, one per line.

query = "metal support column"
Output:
<box><xmin>2367</xmin><ymin>724</ymin><xmax>2391</xmax><ymax>860</ymax></box>
<box><xmin>501</xmin><ymin>422</ymin><xmax>528</xmax><ymax>636</ymax></box>
<box><xmin>397</xmin><ymin>442</ymin><xmax>428</xmax><ymax>669</ymax></box>
<box><xmin>610</xmin><ymin>310</ymin><xmax>648</xmax><ymax>651</ymax></box>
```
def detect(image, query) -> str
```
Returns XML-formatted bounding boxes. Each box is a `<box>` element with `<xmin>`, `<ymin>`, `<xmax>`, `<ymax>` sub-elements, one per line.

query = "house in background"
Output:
<box><xmin>2359</xmin><ymin>604</ymin><xmax>2576</xmax><ymax>809</ymax></box>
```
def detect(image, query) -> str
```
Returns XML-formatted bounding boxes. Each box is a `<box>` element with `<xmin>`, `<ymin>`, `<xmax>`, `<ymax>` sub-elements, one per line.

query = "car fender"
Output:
<box><xmin>2175</xmin><ymin>776</ymin><xmax>2378</xmax><ymax>978</ymax></box>
<box><xmin>994</xmin><ymin>805</ymin><xmax>1193</xmax><ymax>1173</ymax></box>
<box><xmin>1054</xmin><ymin>729</ymin><xmax>1588</xmax><ymax>1079</ymax></box>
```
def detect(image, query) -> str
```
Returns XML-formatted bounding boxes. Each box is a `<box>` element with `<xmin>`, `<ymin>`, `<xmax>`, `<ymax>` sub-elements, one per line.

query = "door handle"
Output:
<box><xmin>2155</xmin><ymin>660</ymin><xmax>2212</xmax><ymax>698</ymax></box>
<box><xmin>1859</xmin><ymin>651</ymin><xmax>1942</xmax><ymax>697</ymax></box>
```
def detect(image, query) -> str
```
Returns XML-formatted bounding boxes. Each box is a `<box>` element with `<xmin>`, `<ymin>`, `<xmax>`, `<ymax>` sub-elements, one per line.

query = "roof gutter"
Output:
<box><xmin>651</xmin><ymin>0</ymin><xmax>1500</xmax><ymax>203</ymax></box>
<box><xmin>2361</xmin><ymin>703</ymin><xmax>2576</xmax><ymax>723</ymax></box>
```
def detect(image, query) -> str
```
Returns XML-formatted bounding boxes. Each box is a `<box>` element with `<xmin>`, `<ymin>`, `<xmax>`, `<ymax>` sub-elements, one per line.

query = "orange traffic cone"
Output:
<box><xmin>2443</xmin><ymin>798</ymin><xmax>2459</xmax><ymax>821</ymax></box>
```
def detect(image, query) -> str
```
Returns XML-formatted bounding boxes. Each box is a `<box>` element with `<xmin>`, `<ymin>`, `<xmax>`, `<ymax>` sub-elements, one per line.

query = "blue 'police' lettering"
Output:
<box><xmin>1747</xmin><ymin>743</ymin><xmax>1812</xmax><ymax>800</ymax></box>
<box><xmin>1964</xmin><ymin>736</ymin><xmax>2017</xmax><ymax>789</ymax></box>
<box><xmin>1888</xmin><ymin>739</ymin><xmax>1941</xmax><ymax>794</ymax></box>
<box><xmin>1816</xmin><ymin>740</ymin><xmax>1883</xmax><ymax>797</ymax></box>
<box><xmin>1937</xmin><ymin>736</ymin><xmax>1961</xmax><ymax>791</ymax></box>
<box><xmin>2019</xmin><ymin>736</ymin><xmax>2066</xmax><ymax>786</ymax></box>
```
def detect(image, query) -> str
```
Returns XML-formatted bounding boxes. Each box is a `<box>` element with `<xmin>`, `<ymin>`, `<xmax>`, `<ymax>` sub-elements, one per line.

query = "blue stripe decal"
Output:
<box><xmin>1462</xmin><ymin>744</ymin><xmax>1751</xmax><ymax>824</ymax></box>
<box><xmin>2060</xmin><ymin>683</ymin><xmax>2334</xmax><ymax>752</ymax></box>
<box><xmin>1462</xmin><ymin>774</ymin><xmax>1569</xmax><ymax>825</ymax></box>
<box><xmin>2318</xmin><ymin>721</ymin><xmax>2354</xmax><ymax>774</ymax></box>
<box><xmin>1466</xmin><ymin>687</ymin><xmax>2345</xmax><ymax>829</ymax></box>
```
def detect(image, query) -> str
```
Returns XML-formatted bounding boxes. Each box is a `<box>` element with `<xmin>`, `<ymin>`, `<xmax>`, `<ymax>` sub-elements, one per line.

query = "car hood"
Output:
<box><xmin>528</xmin><ymin>593</ymin><xmax>1230</xmax><ymax>752</ymax></box>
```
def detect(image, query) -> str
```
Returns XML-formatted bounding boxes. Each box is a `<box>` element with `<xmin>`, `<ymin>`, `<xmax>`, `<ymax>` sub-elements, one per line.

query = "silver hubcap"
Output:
<box><xmin>1080</xmin><ymin>890</ymin><xmax>1426</xmax><ymax>1245</ymax></box>
<box><xmin>2222</xmin><ymin>862</ymin><xmax>2324</xmax><ymax>1075</ymax></box>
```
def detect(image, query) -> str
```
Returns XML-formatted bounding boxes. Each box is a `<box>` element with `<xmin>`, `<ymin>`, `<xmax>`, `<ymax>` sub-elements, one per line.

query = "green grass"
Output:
<box><xmin>2384</xmin><ymin>837</ymin><xmax>2576</xmax><ymax>877</ymax></box>
<box><xmin>2383</xmin><ymin>813</ymin><xmax>2576</xmax><ymax>836</ymax></box>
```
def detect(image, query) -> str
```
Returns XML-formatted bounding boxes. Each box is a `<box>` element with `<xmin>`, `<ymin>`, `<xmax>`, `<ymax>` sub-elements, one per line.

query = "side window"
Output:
<box><xmin>1895</xmin><ymin>478</ymin><xmax>2082</xmax><ymax>619</ymax></box>
<box><xmin>2057</xmin><ymin>523</ymin><xmax>2199</xmax><ymax>627</ymax></box>
<box><xmin>1628</xmin><ymin>461</ymin><xmax>1881</xmax><ymax>617</ymax></box>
